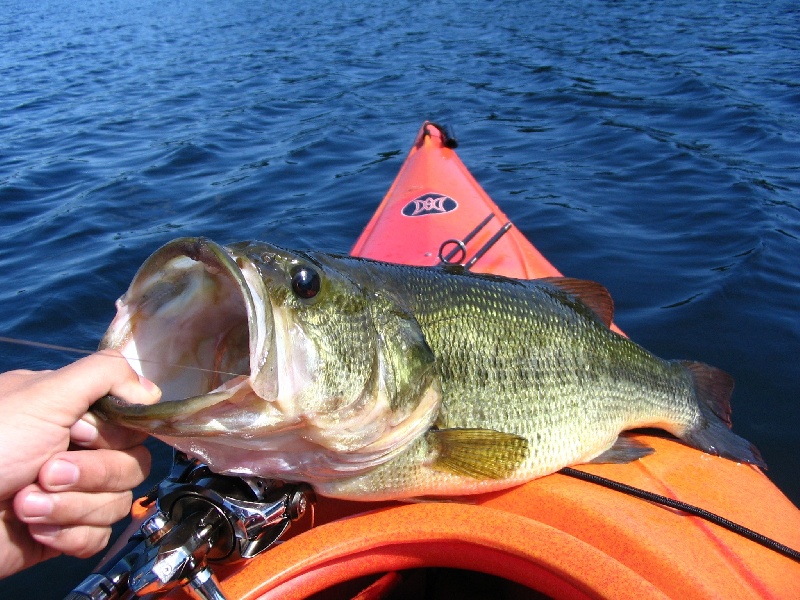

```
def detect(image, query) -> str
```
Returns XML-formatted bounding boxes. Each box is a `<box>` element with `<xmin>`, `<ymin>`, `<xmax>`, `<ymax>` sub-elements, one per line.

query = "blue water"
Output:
<box><xmin>1</xmin><ymin>0</ymin><xmax>798</xmax><ymax>596</ymax></box>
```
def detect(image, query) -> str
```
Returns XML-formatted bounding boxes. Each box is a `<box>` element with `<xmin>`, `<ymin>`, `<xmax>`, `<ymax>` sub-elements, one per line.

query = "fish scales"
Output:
<box><xmin>311</xmin><ymin>257</ymin><xmax>703</xmax><ymax>498</ymax></box>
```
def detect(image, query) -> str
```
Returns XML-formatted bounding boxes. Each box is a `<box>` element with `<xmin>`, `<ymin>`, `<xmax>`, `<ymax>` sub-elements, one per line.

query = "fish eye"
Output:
<box><xmin>290</xmin><ymin>266</ymin><xmax>321</xmax><ymax>299</ymax></box>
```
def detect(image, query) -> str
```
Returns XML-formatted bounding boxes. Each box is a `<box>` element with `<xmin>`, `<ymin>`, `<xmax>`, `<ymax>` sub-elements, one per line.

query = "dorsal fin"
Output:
<box><xmin>538</xmin><ymin>277</ymin><xmax>615</xmax><ymax>327</ymax></box>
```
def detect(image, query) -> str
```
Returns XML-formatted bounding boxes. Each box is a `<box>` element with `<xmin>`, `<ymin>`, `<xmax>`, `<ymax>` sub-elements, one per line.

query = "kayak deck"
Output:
<box><xmin>352</xmin><ymin>122</ymin><xmax>561</xmax><ymax>280</ymax></box>
<box><xmin>159</xmin><ymin>122</ymin><xmax>800</xmax><ymax>599</ymax></box>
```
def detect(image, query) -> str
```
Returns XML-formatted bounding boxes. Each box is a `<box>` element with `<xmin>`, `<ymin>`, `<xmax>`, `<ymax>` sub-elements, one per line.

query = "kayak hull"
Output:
<box><xmin>139</xmin><ymin>122</ymin><xmax>800</xmax><ymax>599</ymax></box>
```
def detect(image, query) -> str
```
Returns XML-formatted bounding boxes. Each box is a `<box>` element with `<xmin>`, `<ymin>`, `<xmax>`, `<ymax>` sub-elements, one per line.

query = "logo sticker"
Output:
<box><xmin>401</xmin><ymin>193</ymin><xmax>458</xmax><ymax>217</ymax></box>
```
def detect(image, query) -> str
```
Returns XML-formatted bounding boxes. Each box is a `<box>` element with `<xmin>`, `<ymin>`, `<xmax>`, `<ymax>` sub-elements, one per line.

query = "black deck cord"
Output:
<box><xmin>559</xmin><ymin>466</ymin><xmax>800</xmax><ymax>563</ymax></box>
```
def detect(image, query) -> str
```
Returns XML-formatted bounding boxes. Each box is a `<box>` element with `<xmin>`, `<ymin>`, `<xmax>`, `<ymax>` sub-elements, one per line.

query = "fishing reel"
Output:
<box><xmin>65</xmin><ymin>452</ymin><xmax>314</xmax><ymax>600</ymax></box>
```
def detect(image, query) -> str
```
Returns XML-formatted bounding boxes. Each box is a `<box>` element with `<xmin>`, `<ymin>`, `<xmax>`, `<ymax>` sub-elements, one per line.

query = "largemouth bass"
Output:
<box><xmin>95</xmin><ymin>237</ymin><xmax>764</xmax><ymax>501</ymax></box>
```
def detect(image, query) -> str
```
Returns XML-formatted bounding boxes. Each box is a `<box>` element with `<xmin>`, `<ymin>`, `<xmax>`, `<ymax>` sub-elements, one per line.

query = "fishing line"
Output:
<box><xmin>0</xmin><ymin>335</ymin><xmax>248</xmax><ymax>378</ymax></box>
<box><xmin>559</xmin><ymin>466</ymin><xmax>800</xmax><ymax>563</ymax></box>
<box><xmin>0</xmin><ymin>336</ymin><xmax>97</xmax><ymax>356</ymax></box>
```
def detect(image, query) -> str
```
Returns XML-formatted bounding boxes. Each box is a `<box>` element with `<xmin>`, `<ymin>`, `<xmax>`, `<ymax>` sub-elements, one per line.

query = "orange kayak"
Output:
<box><xmin>127</xmin><ymin>122</ymin><xmax>800</xmax><ymax>599</ymax></box>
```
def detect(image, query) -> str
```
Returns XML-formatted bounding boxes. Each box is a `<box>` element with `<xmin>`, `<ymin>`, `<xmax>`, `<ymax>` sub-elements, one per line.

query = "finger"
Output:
<box><xmin>37</xmin><ymin>446</ymin><xmax>151</xmax><ymax>493</ymax></box>
<box><xmin>70</xmin><ymin>412</ymin><xmax>150</xmax><ymax>449</ymax></box>
<box><xmin>88</xmin><ymin>349</ymin><xmax>162</xmax><ymax>405</ymax></box>
<box><xmin>15</xmin><ymin>488</ymin><xmax>134</xmax><ymax>527</ymax></box>
<box><xmin>66</xmin><ymin>350</ymin><xmax>163</xmax><ymax>412</ymax></box>
<box><xmin>17</xmin><ymin>350</ymin><xmax>161</xmax><ymax>426</ymax></box>
<box><xmin>0</xmin><ymin>369</ymin><xmax>44</xmax><ymax>396</ymax></box>
<box><xmin>27</xmin><ymin>522</ymin><xmax>115</xmax><ymax>559</ymax></box>
<box><xmin>1</xmin><ymin>368</ymin><xmax>38</xmax><ymax>381</ymax></box>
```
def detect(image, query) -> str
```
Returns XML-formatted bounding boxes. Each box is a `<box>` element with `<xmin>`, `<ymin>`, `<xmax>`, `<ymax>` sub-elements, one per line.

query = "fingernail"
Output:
<box><xmin>21</xmin><ymin>492</ymin><xmax>54</xmax><ymax>518</ymax></box>
<box><xmin>47</xmin><ymin>459</ymin><xmax>80</xmax><ymax>488</ymax></box>
<box><xmin>138</xmin><ymin>374</ymin><xmax>162</xmax><ymax>398</ymax></box>
<box><xmin>70</xmin><ymin>417</ymin><xmax>99</xmax><ymax>444</ymax></box>
<box><xmin>30</xmin><ymin>523</ymin><xmax>61</xmax><ymax>539</ymax></box>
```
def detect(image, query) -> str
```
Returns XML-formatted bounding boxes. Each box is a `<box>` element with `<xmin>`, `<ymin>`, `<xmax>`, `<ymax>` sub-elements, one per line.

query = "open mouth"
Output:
<box><xmin>99</xmin><ymin>238</ymin><xmax>268</xmax><ymax>404</ymax></box>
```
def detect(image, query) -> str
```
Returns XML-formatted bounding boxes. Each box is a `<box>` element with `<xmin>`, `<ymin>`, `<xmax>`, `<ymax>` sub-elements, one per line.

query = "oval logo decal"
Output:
<box><xmin>401</xmin><ymin>193</ymin><xmax>458</xmax><ymax>217</ymax></box>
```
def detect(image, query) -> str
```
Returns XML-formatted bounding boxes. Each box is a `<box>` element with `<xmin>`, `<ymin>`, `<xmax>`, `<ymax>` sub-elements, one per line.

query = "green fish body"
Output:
<box><xmin>95</xmin><ymin>238</ymin><xmax>763</xmax><ymax>501</ymax></box>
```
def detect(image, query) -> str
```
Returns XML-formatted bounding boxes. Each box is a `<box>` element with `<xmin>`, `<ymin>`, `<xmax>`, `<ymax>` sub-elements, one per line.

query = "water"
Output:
<box><xmin>1</xmin><ymin>0</ymin><xmax>798</xmax><ymax>596</ymax></box>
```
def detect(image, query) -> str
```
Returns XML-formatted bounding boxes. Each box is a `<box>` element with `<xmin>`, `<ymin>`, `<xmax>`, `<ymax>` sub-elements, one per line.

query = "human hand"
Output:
<box><xmin>0</xmin><ymin>350</ymin><xmax>161</xmax><ymax>578</ymax></box>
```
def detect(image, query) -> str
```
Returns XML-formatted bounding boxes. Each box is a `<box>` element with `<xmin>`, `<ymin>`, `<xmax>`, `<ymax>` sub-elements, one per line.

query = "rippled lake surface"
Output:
<box><xmin>1</xmin><ymin>0</ymin><xmax>798</xmax><ymax>596</ymax></box>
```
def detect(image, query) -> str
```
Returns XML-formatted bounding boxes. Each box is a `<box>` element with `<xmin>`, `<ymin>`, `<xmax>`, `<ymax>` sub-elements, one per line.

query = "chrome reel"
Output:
<box><xmin>65</xmin><ymin>453</ymin><xmax>314</xmax><ymax>600</ymax></box>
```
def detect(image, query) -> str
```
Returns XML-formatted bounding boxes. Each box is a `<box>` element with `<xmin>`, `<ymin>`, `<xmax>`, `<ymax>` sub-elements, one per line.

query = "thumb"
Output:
<box><xmin>29</xmin><ymin>350</ymin><xmax>162</xmax><ymax>427</ymax></box>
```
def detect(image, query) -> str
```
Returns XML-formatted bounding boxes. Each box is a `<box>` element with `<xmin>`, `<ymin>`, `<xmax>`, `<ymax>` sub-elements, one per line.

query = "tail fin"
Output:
<box><xmin>678</xmin><ymin>361</ymin><xmax>766</xmax><ymax>469</ymax></box>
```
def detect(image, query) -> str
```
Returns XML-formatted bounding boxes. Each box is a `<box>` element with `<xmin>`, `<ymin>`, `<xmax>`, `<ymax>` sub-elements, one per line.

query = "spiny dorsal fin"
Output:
<box><xmin>587</xmin><ymin>435</ymin><xmax>654</xmax><ymax>464</ymax></box>
<box><xmin>538</xmin><ymin>277</ymin><xmax>614</xmax><ymax>327</ymax></box>
<box><xmin>428</xmin><ymin>428</ymin><xmax>529</xmax><ymax>479</ymax></box>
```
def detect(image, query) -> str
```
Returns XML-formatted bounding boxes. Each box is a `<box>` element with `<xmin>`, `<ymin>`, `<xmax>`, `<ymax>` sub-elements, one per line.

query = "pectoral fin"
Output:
<box><xmin>428</xmin><ymin>428</ymin><xmax>528</xmax><ymax>479</ymax></box>
<box><xmin>587</xmin><ymin>435</ymin><xmax>654</xmax><ymax>464</ymax></box>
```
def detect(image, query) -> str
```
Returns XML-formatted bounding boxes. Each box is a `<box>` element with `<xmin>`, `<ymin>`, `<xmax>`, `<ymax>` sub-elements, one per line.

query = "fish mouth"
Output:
<box><xmin>98</xmin><ymin>237</ymin><xmax>272</xmax><ymax>419</ymax></box>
